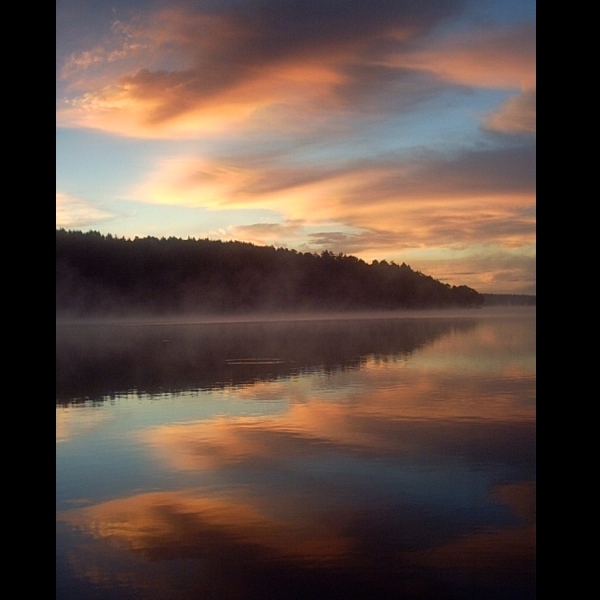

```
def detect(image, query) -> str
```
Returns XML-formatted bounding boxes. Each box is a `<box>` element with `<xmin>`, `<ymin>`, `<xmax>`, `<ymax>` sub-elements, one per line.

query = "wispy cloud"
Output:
<box><xmin>56</xmin><ymin>192</ymin><xmax>118</xmax><ymax>229</ymax></box>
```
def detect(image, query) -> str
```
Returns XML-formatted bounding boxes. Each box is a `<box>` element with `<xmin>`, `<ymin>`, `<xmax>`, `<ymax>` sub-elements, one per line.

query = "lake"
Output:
<box><xmin>56</xmin><ymin>307</ymin><xmax>536</xmax><ymax>599</ymax></box>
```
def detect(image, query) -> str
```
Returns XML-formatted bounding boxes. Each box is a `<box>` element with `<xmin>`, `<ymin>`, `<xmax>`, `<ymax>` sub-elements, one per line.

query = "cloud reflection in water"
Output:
<box><xmin>57</xmin><ymin>310</ymin><xmax>535</xmax><ymax>599</ymax></box>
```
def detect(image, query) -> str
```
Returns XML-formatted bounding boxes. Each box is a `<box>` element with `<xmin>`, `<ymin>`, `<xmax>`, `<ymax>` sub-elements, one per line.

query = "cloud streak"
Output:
<box><xmin>130</xmin><ymin>141</ymin><xmax>535</xmax><ymax>246</ymax></box>
<box><xmin>389</xmin><ymin>23</ymin><xmax>535</xmax><ymax>90</ymax></box>
<box><xmin>56</xmin><ymin>192</ymin><xmax>118</xmax><ymax>229</ymax></box>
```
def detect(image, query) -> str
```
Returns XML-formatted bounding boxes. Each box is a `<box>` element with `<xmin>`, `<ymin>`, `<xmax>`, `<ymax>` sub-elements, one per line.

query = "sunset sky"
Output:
<box><xmin>56</xmin><ymin>0</ymin><xmax>535</xmax><ymax>294</ymax></box>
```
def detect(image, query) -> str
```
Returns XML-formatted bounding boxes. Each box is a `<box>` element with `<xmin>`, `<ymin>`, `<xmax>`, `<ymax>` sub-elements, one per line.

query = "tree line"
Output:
<box><xmin>56</xmin><ymin>229</ymin><xmax>484</xmax><ymax>316</ymax></box>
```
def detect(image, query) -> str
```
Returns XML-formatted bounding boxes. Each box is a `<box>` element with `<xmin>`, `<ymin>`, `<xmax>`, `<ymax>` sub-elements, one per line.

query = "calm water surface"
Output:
<box><xmin>56</xmin><ymin>307</ymin><xmax>535</xmax><ymax>599</ymax></box>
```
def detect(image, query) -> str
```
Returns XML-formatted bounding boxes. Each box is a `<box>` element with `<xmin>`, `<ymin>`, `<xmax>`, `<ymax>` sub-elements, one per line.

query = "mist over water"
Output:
<box><xmin>56</xmin><ymin>306</ymin><xmax>495</xmax><ymax>325</ymax></box>
<box><xmin>56</xmin><ymin>307</ymin><xmax>535</xmax><ymax>599</ymax></box>
<box><xmin>57</xmin><ymin>310</ymin><xmax>486</xmax><ymax>403</ymax></box>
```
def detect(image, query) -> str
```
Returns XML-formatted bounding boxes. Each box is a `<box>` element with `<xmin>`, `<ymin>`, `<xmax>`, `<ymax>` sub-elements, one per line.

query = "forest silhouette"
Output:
<box><xmin>56</xmin><ymin>229</ymin><xmax>484</xmax><ymax>316</ymax></box>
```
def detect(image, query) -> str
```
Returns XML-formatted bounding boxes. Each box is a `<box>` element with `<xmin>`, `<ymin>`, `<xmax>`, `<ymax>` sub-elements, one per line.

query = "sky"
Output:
<box><xmin>56</xmin><ymin>0</ymin><xmax>536</xmax><ymax>295</ymax></box>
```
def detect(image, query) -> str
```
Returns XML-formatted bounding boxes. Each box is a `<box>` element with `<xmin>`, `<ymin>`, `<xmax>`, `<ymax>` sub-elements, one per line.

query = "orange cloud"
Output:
<box><xmin>390</xmin><ymin>24</ymin><xmax>535</xmax><ymax>91</ymax></box>
<box><xmin>56</xmin><ymin>5</ymin><xmax>359</xmax><ymax>139</ymax></box>
<box><xmin>58</xmin><ymin>59</ymin><xmax>349</xmax><ymax>139</ymax></box>
<box><xmin>485</xmin><ymin>89</ymin><xmax>536</xmax><ymax>134</ymax></box>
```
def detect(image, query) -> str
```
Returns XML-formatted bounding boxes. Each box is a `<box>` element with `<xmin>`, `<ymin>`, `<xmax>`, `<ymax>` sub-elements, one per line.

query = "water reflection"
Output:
<box><xmin>56</xmin><ymin>309</ymin><xmax>535</xmax><ymax>599</ymax></box>
<box><xmin>56</xmin><ymin>316</ymin><xmax>479</xmax><ymax>403</ymax></box>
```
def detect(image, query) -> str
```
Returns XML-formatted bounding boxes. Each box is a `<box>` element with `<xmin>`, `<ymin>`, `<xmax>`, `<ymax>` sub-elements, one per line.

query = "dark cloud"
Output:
<box><xmin>199</xmin><ymin>135</ymin><xmax>535</xmax><ymax>203</ymax></box>
<box><xmin>100</xmin><ymin>0</ymin><xmax>466</xmax><ymax>123</ymax></box>
<box><xmin>308</xmin><ymin>229</ymin><xmax>412</xmax><ymax>255</ymax></box>
<box><xmin>332</xmin><ymin>64</ymin><xmax>447</xmax><ymax>114</ymax></box>
<box><xmin>228</xmin><ymin>0</ymin><xmax>464</xmax><ymax>51</ymax></box>
<box><xmin>424</xmin><ymin>207</ymin><xmax>535</xmax><ymax>245</ymax></box>
<box><xmin>345</xmin><ymin>139</ymin><xmax>536</xmax><ymax>205</ymax></box>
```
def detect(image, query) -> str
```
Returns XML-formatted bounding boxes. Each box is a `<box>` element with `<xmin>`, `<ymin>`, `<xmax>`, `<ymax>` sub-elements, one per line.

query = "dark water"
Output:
<box><xmin>56</xmin><ymin>308</ymin><xmax>536</xmax><ymax>599</ymax></box>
